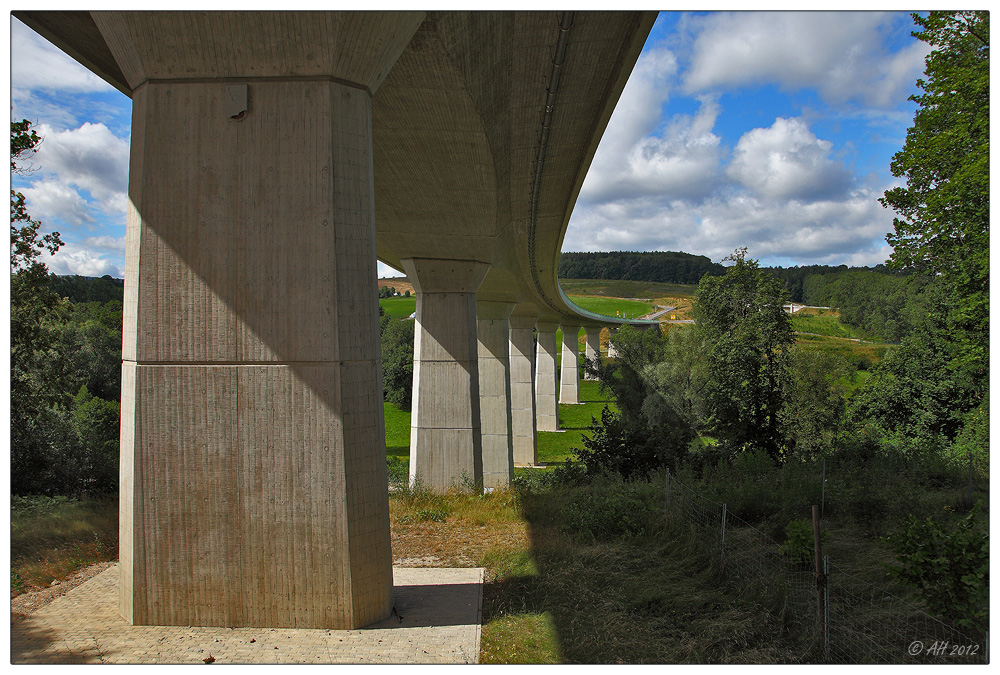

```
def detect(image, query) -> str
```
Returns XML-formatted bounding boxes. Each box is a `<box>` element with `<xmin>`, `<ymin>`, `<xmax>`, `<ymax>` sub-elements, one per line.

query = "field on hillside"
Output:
<box><xmin>379</xmin><ymin>296</ymin><xmax>417</xmax><ymax>319</ymax></box>
<box><xmin>565</xmin><ymin>295</ymin><xmax>653</xmax><ymax>319</ymax></box>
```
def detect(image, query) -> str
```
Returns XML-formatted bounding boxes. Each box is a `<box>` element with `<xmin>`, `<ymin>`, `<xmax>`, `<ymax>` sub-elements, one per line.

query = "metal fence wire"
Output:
<box><xmin>664</xmin><ymin>470</ymin><xmax>989</xmax><ymax>664</ymax></box>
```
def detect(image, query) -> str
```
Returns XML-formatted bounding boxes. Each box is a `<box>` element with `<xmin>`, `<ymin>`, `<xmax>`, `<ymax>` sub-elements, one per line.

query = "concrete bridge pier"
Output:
<box><xmin>559</xmin><ymin>324</ymin><xmax>582</xmax><ymax>404</ymax></box>
<box><xmin>508</xmin><ymin>313</ymin><xmax>538</xmax><ymax>466</ymax></box>
<box><xmin>583</xmin><ymin>326</ymin><xmax>602</xmax><ymax>380</ymax></box>
<box><xmin>477</xmin><ymin>301</ymin><xmax>516</xmax><ymax>488</ymax></box>
<box><xmin>403</xmin><ymin>257</ymin><xmax>490</xmax><ymax>490</ymax></box>
<box><xmin>102</xmin><ymin>11</ymin><xmax>423</xmax><ymax>631</ymax></box>
<box><xmin>535</xmin><ymin>321</ymin><xmax>561</xmax><ymax>432</ymax></box>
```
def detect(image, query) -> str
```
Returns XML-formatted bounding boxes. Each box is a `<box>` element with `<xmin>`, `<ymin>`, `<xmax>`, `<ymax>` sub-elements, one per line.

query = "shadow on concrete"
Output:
<box><xmin>367</xmin><ymin>582</ymin><xmax>481</xmax><ymax>629</ymax></box>
<box><xmin>11</xmin><ymin>619</ymin><xmax>90</xmax><ymax>664</ymax></box>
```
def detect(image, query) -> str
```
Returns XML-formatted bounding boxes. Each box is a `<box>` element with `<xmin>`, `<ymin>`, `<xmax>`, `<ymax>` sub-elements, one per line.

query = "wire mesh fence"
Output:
<box><xmin>664</xmin><ymin>469</ymin><xmax>989</xmax><ymax>664</ymax></box>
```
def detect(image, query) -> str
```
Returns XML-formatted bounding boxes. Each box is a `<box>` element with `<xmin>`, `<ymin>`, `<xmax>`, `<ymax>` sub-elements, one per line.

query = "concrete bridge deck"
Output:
<box><xmin>12</xmin><ymin>9</ymin><xmax>659</xmax><ymax>633</ymax></box>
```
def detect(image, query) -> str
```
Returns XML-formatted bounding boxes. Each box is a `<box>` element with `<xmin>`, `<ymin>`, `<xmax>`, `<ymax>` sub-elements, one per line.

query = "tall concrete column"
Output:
<box><xmin>402</xmin><ymin>257</ymin><xmax>490</xmax><ymax>490</ymax></box>
<box><xmin>104</xmin><ymin>12</ymin><xmax>424</xmax><ymax>630</ymax></box>
<box><xmin>509</xmin><ymin>314</ymin><xmax>538</xmax><ymax>466</ymax></box>
<box><xmin>477</xmin><ymin>301</ymin><xmax>515</xmax><ymax>489</ymax></box>
<box><xmin>584</xmin><ymin>326</ymin><xmax>602</xmax><ymax>380</ymax></box>
<box><xmin>535</xmin><ymin>321</ymin><xmax>560</xmax><ymax>432</ymax></box>
<box><xmin>560</xmin><ymin>324</ymin><xmax>582</xmax><ymax>405</ymax></box>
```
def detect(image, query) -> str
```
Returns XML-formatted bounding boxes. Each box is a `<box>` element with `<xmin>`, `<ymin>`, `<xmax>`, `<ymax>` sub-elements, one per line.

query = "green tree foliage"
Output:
<box><xmin>584</xmin><ymin>325</ymin><xmax>696</xmax><ymax>474</ymax></box>
<box><xmin>847</xmin><ymin>315</ymin><xmax>979</xmax><ymax>457</ymax></box>
<box><xmin>880</xmin><ymin>11</ymin><xmax>989</xmax><ymax>366</ymax></box>
<box><xmin>56</xmin><ymin>301</ymin><xmax>125</xmax><ymax>402</ymax></box>
<box><xmin>639</xmin><ymin>324</ymin><xmax>709</xmax><ymax>435</ymax></box>
<box><xmin>886</xmin><ymin>506</ymin><xmax>989</xmax><ymax>633</ymax></box>
<box><xmin>558</xmin><ymin>250</ymin><xmax>724</xmax><ymax>284</ymax></box>
<box><xmin>379</xmin><ymin>306</ymin><xmax>414</xmax><ymax>410</ymax></box>
<box><xmin>781</xmin><ymin>347</ymin><xmax>852</xmax><ymax>459</ymax></box>
<box><xmin>48</xmin><ymin>274</ymin><xmax>124</xmax><ymax>304</ymax></box>
<box><xmin>802</xmin><ymin>269</ymin><xmax>929</xmax><ymax>343</ymax></box>
<box><xmin>694</xmin><ymin>249</ymin><xmax>794</xmax><ymax>460</ymax></box>
<box><xmin>71</xmin><ymin>386</ymin><xmax>121</xmax><ymax>493</ymax></box>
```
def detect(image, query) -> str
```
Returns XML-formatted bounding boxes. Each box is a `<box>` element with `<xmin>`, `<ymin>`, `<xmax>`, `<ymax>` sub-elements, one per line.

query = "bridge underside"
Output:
<box><xmin>14</xmin><ymin>10</ymin><xmax>658</xmax><ymax>630</ymax></box>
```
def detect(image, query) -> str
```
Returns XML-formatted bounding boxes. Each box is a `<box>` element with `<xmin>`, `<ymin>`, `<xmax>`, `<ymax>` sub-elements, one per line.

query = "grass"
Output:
<box><xmin>565</xmin><ymin>294</ymin><xmax>654</xmax><ymax>319</ymax></box>
<box><xmin>10</xmin><ymin>495</ymin><xmax>118</xmax><ymax>596</ymax></box>
<box><xmin>379</xmin><ymin>296</ymin><xmax>417</xmax><ymax>320</ymax></box>
<box><xmin>559</xmin><ymin>278</ymin><xmax>698</xmax><ymax>300</ymax></box>
<box><xmin>537</xmin><ymin>380</ymin><xmax>617</xmax><ymax>464</ymax></box>
<box><xmin>384</xmin><ymin>401</ymin><xmax>411</xmax><ymax>460</ymax></box>
<box><xmin>790</xmin><ymin>314</ymin><xmax>874</xmax><ymax>340</ymax></box>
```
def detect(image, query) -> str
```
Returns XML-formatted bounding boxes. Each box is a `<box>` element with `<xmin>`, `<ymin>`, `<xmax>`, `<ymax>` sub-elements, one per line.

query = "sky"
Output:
<box><xmin>9</xmin><ymin>10</ymin><xmax>933</xmax><ymax>279</ymax></box>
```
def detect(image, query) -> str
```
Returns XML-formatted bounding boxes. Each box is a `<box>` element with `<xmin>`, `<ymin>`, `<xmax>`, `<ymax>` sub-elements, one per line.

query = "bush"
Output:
<box><xmin>560</xmin><ymin>479</ymin><xmax>659</xmax><ymax>541</ymax></box>
<box><xmin>573</xmin><ymin>406</ymin><xmax>671</xmax><ymax>479</ymax></box>
<box><xmin>777</xmin><ymin>518</ymin><xmax>827</xmax><ymax>565</ymax></box>
<box><xmin>886</xmin><ymin>506</ymin><xmax>989</xmax><ymax>633</ymax></box>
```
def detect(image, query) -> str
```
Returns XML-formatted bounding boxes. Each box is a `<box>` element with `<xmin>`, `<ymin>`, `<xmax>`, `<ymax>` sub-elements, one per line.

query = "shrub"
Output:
<box><xmin>777</xmin><ymin>518</ymin><xmax>827</xmax><ymax>565</ymax></box>
<box><xmin>573</xmin><ymin>406</ymin><xmax>669</xmax><ymax>479</ymax></box>
<box><xmin>885</xmin><ymin>506</ymin><xmax>989</xmax><ymax>633</ymax></box>
<box><xmin>560</xmin><ymin>480</ymin><xmax>659</xmax><ymax>541</ymax></box>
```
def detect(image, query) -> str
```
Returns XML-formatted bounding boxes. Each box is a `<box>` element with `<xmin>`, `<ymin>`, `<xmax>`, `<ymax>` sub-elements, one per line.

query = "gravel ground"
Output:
<box><xmin>11</xmin><ymin>561</ymin><xmax>116</xmax><ymax>626</ymax></box>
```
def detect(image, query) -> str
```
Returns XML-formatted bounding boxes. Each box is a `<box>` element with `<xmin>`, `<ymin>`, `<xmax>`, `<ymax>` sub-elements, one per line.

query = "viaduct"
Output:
<box><xmin>15</xmin><ymin>10</ymin><xmax>659</xmax><ymax>631</ymax></box>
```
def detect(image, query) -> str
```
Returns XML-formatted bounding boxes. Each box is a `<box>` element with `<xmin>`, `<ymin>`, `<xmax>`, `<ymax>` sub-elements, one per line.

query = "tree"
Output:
<box><xmin>880</xmin><ymin>11</ymin><xmax>989</xmax><ymax>367</ymax></box>
<box><xmin>781</xmin><ymin>347</ymin><xmax>852</xmax><ymax>459</ymax></box>
<box><xmin>11</xmin><ymin>120</ymin><xmax>72</xmax><ymax>494</ymax></box>
<box><xmin>694</xmin><ymin>249</ymin><xmax>794</xmax><ymax>460</ymax></box>
<box><xmin>379</xmin><ymin>306</ymin><xmax>414</xmax><ymax>410</ymax></box>
<box><xmin>585</xmin><ymin>324</ymin><xmax>695</xmax><ymax>474</ymax></box>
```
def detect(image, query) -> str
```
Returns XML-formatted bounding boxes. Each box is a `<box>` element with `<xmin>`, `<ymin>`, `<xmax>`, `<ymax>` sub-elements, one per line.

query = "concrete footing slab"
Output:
<box><xmin>11</xmin><ymin>565</ymin><xmax>484</xmax><ymax>664</ymax></box>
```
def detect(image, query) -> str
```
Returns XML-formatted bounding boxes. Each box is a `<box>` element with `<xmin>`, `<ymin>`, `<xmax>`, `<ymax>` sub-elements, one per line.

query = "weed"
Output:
<box><xmin>778</xmin><ymin>518</ymin><xmax>828</xmax><ymax>564</ymax></box>
<box><xmin>560</xmin><ymin>479</ymin><xmax>660</xmax><ymax>540</ymax></box>
<box><xmin>399</xmin><ymin>508</ymin><xmax>449</xmax><ymax>524</ymax></box>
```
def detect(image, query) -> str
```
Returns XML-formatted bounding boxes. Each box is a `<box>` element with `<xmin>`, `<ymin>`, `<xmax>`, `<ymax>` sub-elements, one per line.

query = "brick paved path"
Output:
<box><xmin>11</xmin><ymin>565</ymin><xmax>483</xmax><ymax>664</ymax></box>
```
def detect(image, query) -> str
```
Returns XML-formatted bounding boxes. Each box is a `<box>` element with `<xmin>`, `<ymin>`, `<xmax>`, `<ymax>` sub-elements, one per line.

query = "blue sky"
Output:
<box><xmin>9</xmin><ymin>11</ymin><xmax>932</xmax><ymax>278</ymax></box>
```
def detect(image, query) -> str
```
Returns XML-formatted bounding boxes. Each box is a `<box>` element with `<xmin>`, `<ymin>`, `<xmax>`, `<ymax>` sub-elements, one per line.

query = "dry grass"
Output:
<box><xmin>10</xmin><ymin>496</ymin><xmax>118</xmax><ymax>597</ymax></box>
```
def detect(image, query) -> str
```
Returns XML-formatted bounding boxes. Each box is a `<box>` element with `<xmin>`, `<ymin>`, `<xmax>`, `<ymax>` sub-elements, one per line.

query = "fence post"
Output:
<box><xmin>823</xmin><ymin>555</ymin><xmax>830</xmax><ymax>661</ymax></box>
<box><xmin>665</xmin><ymin>468</ymin><xmax>671</xmax><ymax>515</ymax></box>
<box><xmin>813</xmin><ymin>505</ymin><xmax>825</xmax><ymax>643</ymax></box>
<box><xmin>821</xmin><ymin>459</ymin><xmax>826</xmax><ymax>517</ymax></box>
<box><xmin>720</xmin><ymin>503</ymin><xmax>727</xmax><ymax>567</ymax></box>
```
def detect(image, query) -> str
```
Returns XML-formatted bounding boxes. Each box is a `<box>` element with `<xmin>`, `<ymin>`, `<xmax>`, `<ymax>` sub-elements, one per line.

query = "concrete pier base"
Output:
<box><xmin>109</xmin><ymin>10</ymin><xmax>423</xmax><ymax>627</ymax></box>
<box><xmin>584</xmin><ymin>327</ymin><xmax>601</xmax><ymax>380</ymax></box>
<box><xmin>559</xmin><ymin>325</ymin><xmax>582</xmax><ymax>405</ymax></box>
<box><xmin>403</xmin><ymin>258</ymin><xmax>489</xmax><ymax>491</ymax></box>
<box><xmin>509</xmin><ymin>314</ymin><xmax>538</xmax><ymax>466</ymax></box>
<box><xmin>535</xmin><ymin>322</ymin><xmax>560</xmax><ymax>432</ymax></box>
<box><xmin>477</xmin><ymin>301</ymin><xmax>515</xmax><ymax>488</ymax></box>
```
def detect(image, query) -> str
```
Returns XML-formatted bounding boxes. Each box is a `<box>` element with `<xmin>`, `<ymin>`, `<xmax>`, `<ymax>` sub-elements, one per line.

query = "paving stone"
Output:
<box><xmin>11</xmin><ymin>565</ymin><xmax>483</xmax><ymax>664</ymax></box>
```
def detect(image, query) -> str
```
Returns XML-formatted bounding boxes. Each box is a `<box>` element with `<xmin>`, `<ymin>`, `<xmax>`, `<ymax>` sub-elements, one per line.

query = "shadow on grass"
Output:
<box><xmin>480</xmin><ymin>487</ymin><xmax>806</xmax><ymax>664</ymax></box>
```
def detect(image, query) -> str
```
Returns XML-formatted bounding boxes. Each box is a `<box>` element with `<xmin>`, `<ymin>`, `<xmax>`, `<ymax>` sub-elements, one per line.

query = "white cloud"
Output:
<box><xmin>582</xmin><ymin>95</ymin><xmax>724</xmax><ymax>204</ymax></box>
<box><xmin>21</xmin><ymin>180</ymin><xmax>95</xmax><ymax>227</ymax></box>
<box><xmin>83</xmin><ymin>235</ymin><xmax>127</xmax><ymax>255</ymax></box>
<box><xmin>10</xmin><ymin>17</ymin><xmax>114</xmax><ymax>95</ymax></box>
<box><xmin>565</xmin><ymin>183</ymin><xmax>895</xmax><ymax>269</ymax></box>
<box><xmin>33</xmin><ymin>122</ymin><xmax>130</xmax><ymax>212</ymax></box>
<box><xmin>727</xmin><ymin>117</ymin><xmax>853</xmax><ymax>202</ymax></box>
<box><xmin>682</xmin><ymin>12</ymin><xmax>931</xmax><ymax>107</ymax></box>
<box><xmin>589</xmin><ymin>45</ymin><xmax>678</xmax><ymax>162</ymax></box>
<box><xmin>39</xmin><ymin>243</ymin><xmax>123</xmax><ymax>278</ymax></box>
